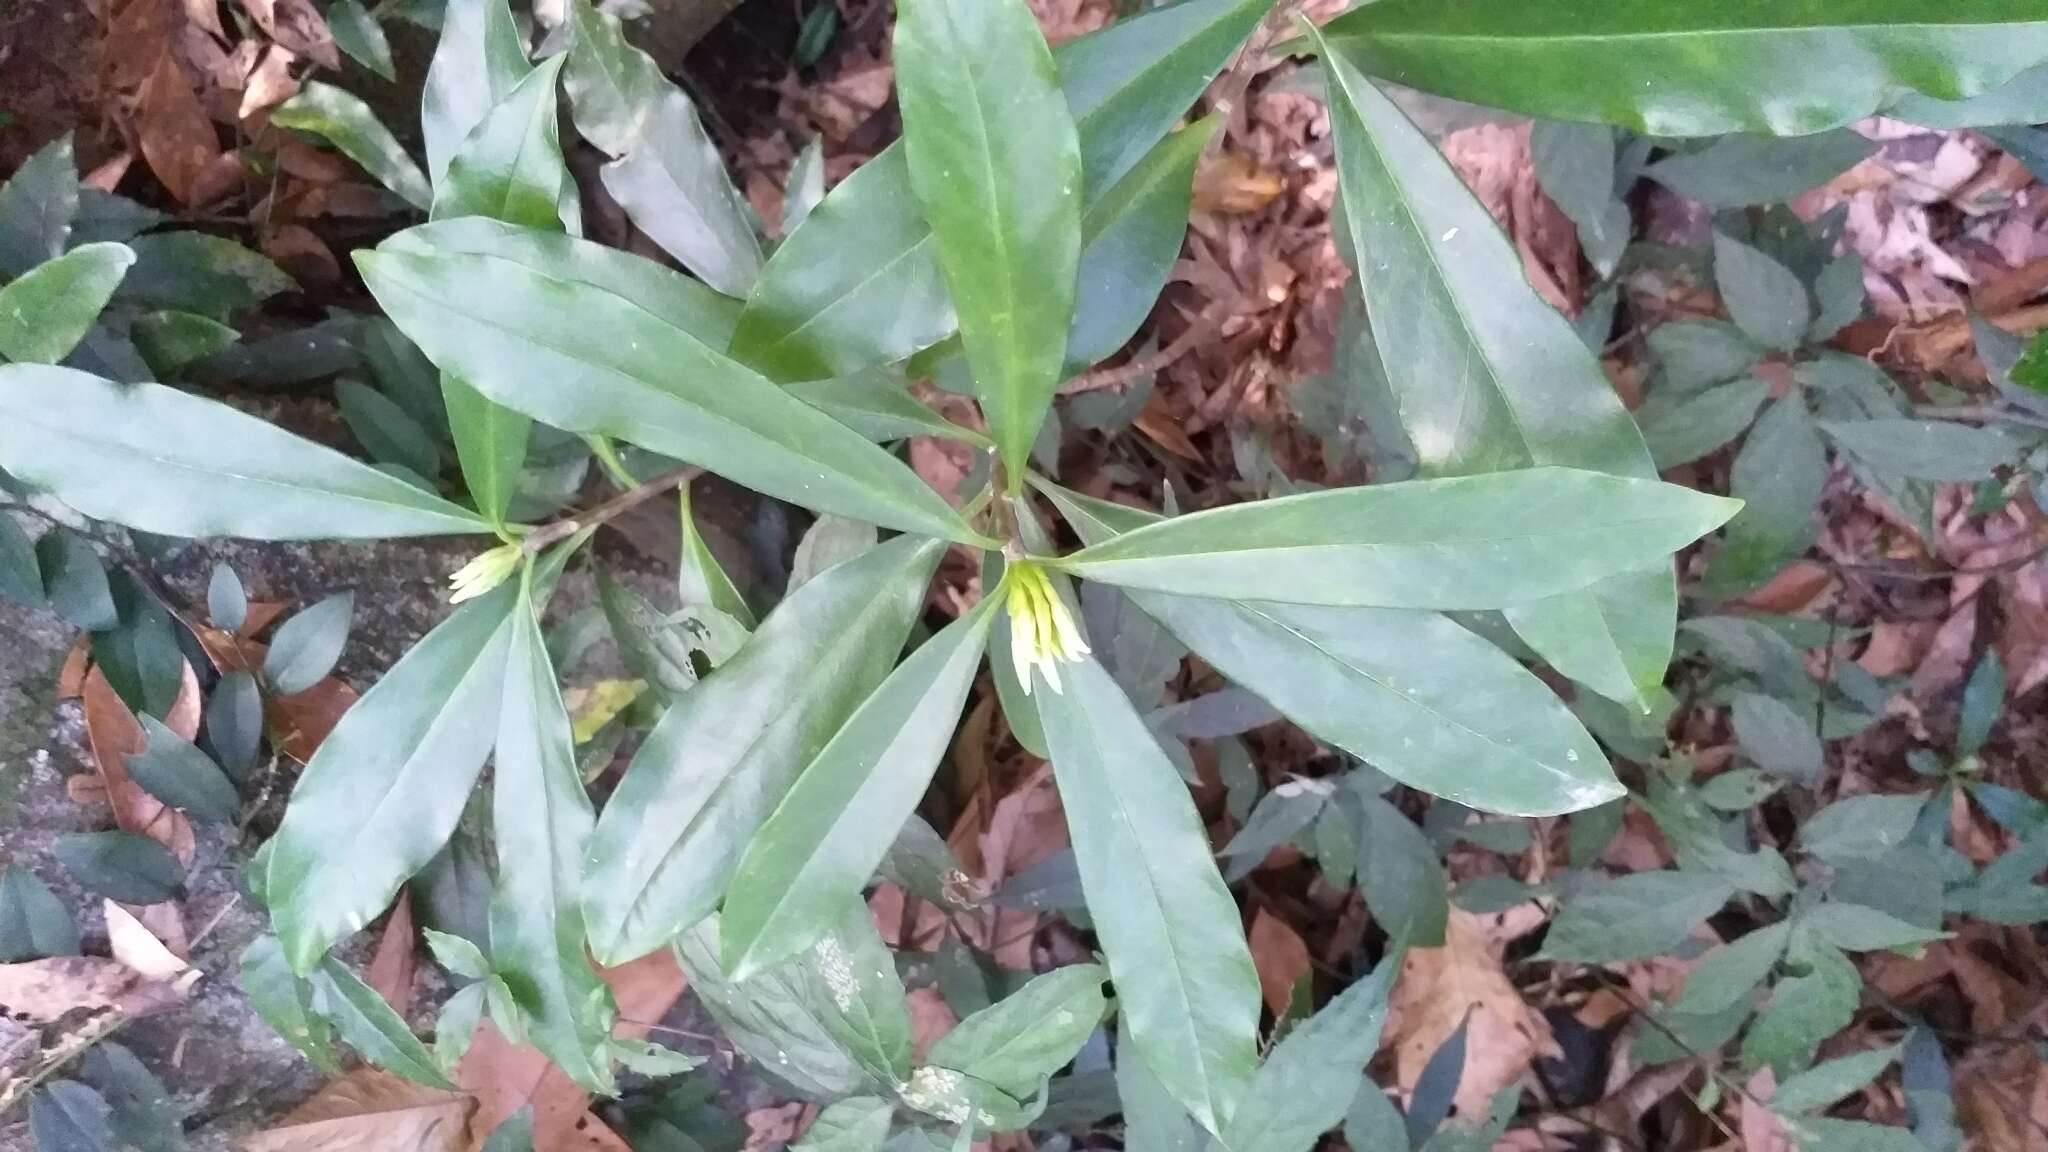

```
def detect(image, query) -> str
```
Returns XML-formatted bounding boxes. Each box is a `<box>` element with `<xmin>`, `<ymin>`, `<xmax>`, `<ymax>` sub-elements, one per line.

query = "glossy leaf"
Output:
<box><xmin>928</xmin><ymin>964</ymin><xmax>1108</xmax><ymax>1099</ymax></box>
<box><xmin>117</xmin><ymin>232</ymin><xmax>292</xmax><ymax>320</ymax></box>
<box><xmin>721</xmin><ymin>594</ymin><xmax>1000</xmax><ymax>977</ymax></box>
<box><xmin>36</xmin><ymin>530</ymin><xmax>115</xmax><ymax>630</ymax></box>
<box><xmin>241</xmin><ymin>936</ymin><xmax>340</xmax><ymax>1070</ymax></box>
<box><xmin>0</xmin><ymin>365</ymin><xmax>492</xmax><ymax>539</ymax></box>
<box><xmin>1319</xmin><ymin>1</ymin><xmax>2048</xmax><ymax>137</ymax></box>
<box><xmin>675</xmin><ymin>916</ymin><xmax>871</xmax><ymax>1100</ymax></box>
<box><xmin>128</xmin><ymin>715</ymin><xmax>240</xmax><ymax>823</ymax></box>
<box><xmin>1068</xmin><ymin>117</ymin><xmax>1217</xmax><ymax>368</ymax></box>
<box><xmin>0</xmin><ymin>135</ymin><xmax>76</xmax><ymax>278</ymax></box>
<box><xmin>266</xmin><ymin>583</ymin><xmax>519</xmax><ymax>972</ymax></box>
<box><xmin>729</xmin><ymin>0</ymin><xmax>1270</xmax><ymax>382</ymax></box>
<box><xmin>272</xmin><ymin>83</ymin><xmax>433</xmax><ymax>210</ymax></box>
<box><xmin>421</xmin><ymin>0</ymin><xmax>531</xmax><ymax>189</ymax></box>
<box><xmin>207</xmin><ymin>670</ymin><xmax>264</xmax><ymax>782</ymax></box>
<box><xmin>264</xmin><ymin>593</ymin><xmax>354</xmax><ymax>695</ymax></box>
<box><xmin>79</xmin><ymin>1042</ymin><xmax>181</xmax><ymax>1152</ymax></box>
<box><xmin>564</xmin><ymin>0</ymin><xmax>763</xmax><ymax>296</ymax></box>
<box><xmin>54</xmin><ymin>831</ymin><xmax>183</xmax><ymax>904</ymax></box>
<box><xmin>1054</xmin><ymin>467</ymin><xmax>1738</xmax><ymax>610</ymax></box>
<box><xmin>583</xmin><ymin>537</ymin><xmax>943</xmax><ymax>964</ymax></box>
<box><xmin>488</xmin><ymin>576</ymin><xmax>614</xmax><ymax>1093</ymax></box>
<box><xmin>1316</xmin><ymin>30</ymin><xmax>1675</xmax><ymax>709</ymax></box>
<box><xmin>897</xmin><ymin>0</ymin><xmax>1081</xmax><ymax>486</ymax></box>
<box><xmin>0</xmin><ymin>866</ymin><xmax>79</xmax><ymax>961</ymax></box>
<box><xmin>787</xmin><ymin>370</ymin><xmax>988</xmax><ymax>446</ymax></box>
<box><xmin>337</xmin><ymin>378</ymin><xmax>443</xmax><ymax>480</ymax></box>
<box><xmin>1215</xmin><ymin>953</ymin><xmax>1397</xmax><ymax>1152</ymax></box>
<box><xmin>357</xmin><ymin>229</ymin><xmax>981</xmax><ymax>543</ymax></box>
<box><xmin>1036</xmin><ymin>654</ymin><xmax>1261</xmax><ymax>1133</ymax></box>
<box><xmin>677</xmin><ymin>482</ymin><xmax>756</xmax><ymax>630</ymax></box>
<box><xmin>311</xmin><ymin>956</ymin><xmax>454</xmax><ymax>1087</ymax></box>
<box><xmin>0</xmin><ymin>243</ymin><xmax>134</xmax><ymax>364</ymax></box>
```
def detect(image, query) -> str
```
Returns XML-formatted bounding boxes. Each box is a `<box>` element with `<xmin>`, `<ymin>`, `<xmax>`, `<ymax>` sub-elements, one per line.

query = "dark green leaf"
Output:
<box><xmin>1068</xmin><ymin>117</ymin><xmax>1216</xmax><ymax>368</ymax></box>
<box><xmin>1799</xmin><ymin>793</ymin><xmax>1927</xmax><ymax>864</ymax></box>
<box><xmin>263</xmin><ymin>593</ymin><xmax>354</xmax><ymax>695</ymax></box>
<box><xmin>0</xmin><ymin>865</ymin><xmax>78</xmax><ymax>960</ymax></box>
<box><xmin>1539</xmin><ymin>871</ymin><xmax>1734</xmax><ymax>964</ymax></box>
<box><xmin>0</xmin><ymin>242</ymin><xmax>134</xmax><ymax>364</ymax></box>
<box><xmin>1704</xmin><ymin>394</ymin><xmax>1826</xmax><ymax>594</ymax></box>
<box><xmin>789</xmin><ymin>516</ymin><xmax>878</xmax><ymax>593</ymax></box>
<box><xmin>1217</xmin><ymin>953</ymin><xmax>1398</xmax><ymax>1152</ymax></box>
<box><xmin>116</xmin><ymin>233</ymin><xmax>291</xmax><ymax>320</ymax></box>
<box><xmin>930</xmin><ymin>964</ymin><xmax>1107</xmax><ymax>1099</ymax></box>
<box><xmin>897</xmin><ymin>0</ymin><xmax>1081</xmax><ymax>487</ymax></box>
<box><xmin>1770</xmin><ymin>1044</ymin><xmax>1900</xmax><ymax>1114</ymax></box>
<box><xmin>205</xmin><ymin>670</ymin><xmax>263</xmax><ymax>782</ymax></box>
<box><xmin>0</xmin><ymin>365</ymin><xmax>492</xmax><ymax>539</ymax></box>
<box><xmin>562</xmin><ymin>0</ymin><xmax>763</xmax><ymax>296</ymax></box>
<box><xmin>1670</xmin><ymin>921</ymin><xmax>1789</xmax><ymax>1016</ymax></box>
<box><xmin>1639</xmin><ymin>376</ymin><xmax>1771</xmax><ymax>470</ymax></box>
<box><xmin>337</xmin><ymin>377</ymin><xmax>442</xmax><ymax>480</ymax></box>
<box><xmin>676</xmin><ymin>916</ymin><xmax>870</xmax><ymax>1100</ymax></box>
<box><xmin>1054</xmin><ymin>467</ymin><xmax>1737</xmax><ymax>610</ymax></box>
<box><xmin>128</xmin><ymin>714</ymin><xmax>240</xmax><ymax>822</ymax></box>
<box><xmin>1731</xmin><ymin>692</ymin><xmax>1824</xmax><ymax>782</ymax></box>
<box><xmin>1530</xmin><ymin>121</ymin><xmax>1626</xmax><ymax>275</ymax></box>
<box><xmin>482</xmin><ymin>1107</ymin><xmax>536</xmax><ymax>1152</ymax></box>
<box><xmin>596</xmin><ymin>568</ymin><xmax>703</xmax><ymax>699</ymax></box>
<box><xmin>35</xmin><ymin>529</ymin><xmax>115</xmax><ymax>630</ymax></box>
<box><xmin>240</xmin><ymin>935</ymin><xmax>340</xmax><ymax>1071</ymax></box>
<box><xmin>1959</xmin><ymin>649</ymin><xmax>2005</xmax><ymax>757</ymax></box>
<box><xmin>783</xmin><ymin>139</ymin><xmax>827</xmax><ymax>236</ymax></box>
<box><xmin>1036</xmin><ymin>654</ymin><xmax>1260</xmax><ymax>1133</ymax></box>
<box><xmin>1648</xmin><ymin>320</ymin><xmax>1762</xmax><ymax>393</ymax></box>
<box><xmin>1347</xmin><ymin>793</ymin><xmax>1448</xmax><ymax>946</ymax></box>
<box><xmin>1809</xmin><ymin>254</ymin><xmax>1867</xmax><ymax>343</ymax></box>
<box><xmin>71</xmin><ymin>188</ymin><xmax>166</xmax><ymax>248</ymax></box>
<box><xmin>1647</xmin><ymin>132</ymin><xmax>1876</xmax><ymax>209</ymax></box>
<box><xmin>730</xmin><ymin>0</ymin><xmax>1270</xmax><ymax>382</ymax></box>
<box><xmin>266</xmin><ymin>583</ymin><xmax>519</xmax><ymax>972</ymax></box>
<box><xmin>1741</xmin><ymin>934</ymin><xmax>1860</xmax><ymax>1074</ymax></box>
<box><xmin>328</xmin><ymin>0</ymin><xmax>397</xmax><ymax>80</ymax></box>
<box><xmin>793</xmin><ymin>1098</ymin><xmax>892</xmax><ymax>1152</ymax></box>
<box><xmin>0</xmin><ymin>513</ymin><xmax>40</xmax><ymax>605</ymax></box>
<box><xmin>273</xmin><ymin>83</ymin><xmax>433</xmax><ymax>209</ymax></box>
<box><xmin>206</xmin><ymin>563</ymin><xmax>246</xmax><ymax>632</ymax></box>
<box><xmin>1805</xmin><ymin>902</ymin><xmax>1947</xmax><ymax>953</ymax></box>
<box><xmin>422</xmin><ymin>0</ymin><xmax>532</xmax><ymax>189</ymax></box>
<box><xmin>53</xmin><ymin>831</ymin><xmax>183</xmax><ymax>904</ymax></box>
<box><xmin>800</xmin><ymin>901</ymin><xmax>915</xmax><ymax>1087</ymax></box>
<box><xmin>1819</xmin><ymin>419</ymin><xmax>2021</xmax><ymax>482</ymax></box>
<box><xmin>583</xmin><ymin>537</ymin><xmax>942</xmax><ymax>964</ymax></box>
<box><xmin>794</xmin><ymin>4</ymin><xmax>841</xmax><ymax>68</ymax></box>
<box><xmin>721</xmin><ymin>594</ymin><xmax>999</xmax><ymax>977</ymax></box>
<box><xmin>312</xmin><ymin>955</ymin><xmax>455</xmax><ymax>1087</ymax></box>
<box><xmin>434</xmin><ymin>56</ymin><xmax>573</xmax><ymax>230</ymax></box>
<box><xmin>488</xmin><ymin>576</ymin><xmax>614</xmax><ymax>1093</ymax></box>
<box><xmin>79</xmin><ymin>1043</ymin><xmax>181</xmax><ymax>1152</ymax></box>
<box><xmin>1714</xmin><ymin>232</ymin><xmax>1810</xmax><ymax>352</ymax></box>
<box><xmin>357</xmin><ymin>228</ymin><xmax>980</xmax><ymax>544</ymax></box>
<box><xmin>30</xmin><ymin>1082</ymin><xmax>115</xmax><ymax>1152</ymax></box>
<box><xmin>1315</xmin><ymin>27</ymin><xmax>1674</xmax><ymax>708</ymax></box>
<box><xmin>0</xmin><ymin>135</ymin><xmax>77</xmax><ymax>278</ymax></box>
<box><xmin>1319</xmin><ymin>2</ymin><xmax>2048</xmax><ymax>137</ymax></box>
<box><xmin>787</xmin><ymin>371</ymin><xmax>987</xmax><ymax>445</ymax></box>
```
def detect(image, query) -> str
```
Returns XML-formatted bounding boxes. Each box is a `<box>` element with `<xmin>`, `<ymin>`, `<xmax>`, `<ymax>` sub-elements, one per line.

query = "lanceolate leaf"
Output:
<box><xmin>720</xmin><ymin>594</ymin><xmax>1000</xmax><ymax>978</ymax></box>
<box><xmin>266</xmin><ymin>583</ymin><xmax>519</xmax><ymax>972</ymax></box>
<box><xmin>0</xmin><ymin>366</ymin><xmax>493</xmax><ymax>539</ymax></box>
<box><xmin>1036</xmin><ymin>655</ymin><xmax>1261</xmax><ymax>1134</ymax></box>
<box><xmin>804</xmin><ymin>902</ymin><xmax>915</xmax><ymax>1087</ymax></box>
<box><xmin>1040</xmin><ymin>484</ymin><xmax>1617</xmax><ymax>817</ymax></box>
<box><xmin>1053</xmin><ymin>467</ymin><xmax>1738</xmax><ymax>610</ymax></box>
<box><xmin>1319</xmin><ymin>1</ymin><xmax>2048</xmax><ymax>137</ymax></box>
<box><xmin>311</xmin><ymin>957</ymin><xmax>454</xmax><ymax>1088</ymax></box>
<box><xmin>1068</xmin><ymin>117</ymin><xmax>1217</xmax><ymax>370</ymax></box>
<box><xmin>488</xmin><ymin>576</ymin><xmax>614</xmax><ymax>1093</ymax></box>
<box><xmin>897</xmin><ymin>0</ymin><xmax>1082</xmax><ymax>488</ymax></box>
<box><xmin>786</xmin><ymin>371</ymin><xmax>990</xmax><ymax>446</ymax></box>
<box><xmin>0</xmin><ymin>243</ymin><xmax>135</xmax><ymax>364</ymax></box>
<box><xmin>1315</xmin><ymin>26</ymin><xmax>1672</xmax><ymax>710</ymax></box>
<box><xmin>0</xmin><ymin>135</ymin><xmax>77</xmax><ymax>279</ymax></box>
<box><xmin>583</xmin><ymin>537</ymin><xmax>943</xmax><ymax>964</ymax></box>
<box><xmin>421</xmin><ymin>0</ymin><xmax>532</xmax><ymax>189</ymax></box>
<box><xmin>272</xmin><ymin>83</ymin><xmax>433</xmax><ymax>210</ymax></box>
<box><xmin>675</xmin><ymin>916</ymin><xmax>871</xmax><ymax>1100</ymax></box>
<box><xmin>728</xmin><ymin>0</ymin><xmax>1271</xmax><ymax>383</ymax></box>
<box><xmin>929</xmin><ymin>964</ymin><xmax>1108</xmax><ymax>1099</ymax></box>
<box><xmin>563</xmin><ymin>0</ymin><xmax>763</xmax><ymax>297</ymax></box>
<box><xmin>1215</xmin><ymin>953</ymin><xmax>1398</xmax><ymax>1152</ymax></box>
<box><xmin>357</xmin><ymin>233</ymin><xmax>982</xmax><ymax>544</ymax></box>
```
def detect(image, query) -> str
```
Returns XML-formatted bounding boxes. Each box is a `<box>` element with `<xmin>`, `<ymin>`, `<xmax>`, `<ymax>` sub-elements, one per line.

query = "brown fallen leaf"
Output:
<box><xmin>245</xmin><ymin>1068</ymin><xmax>474</xmax><ymax>1152</ymax></box>
<box><xmin>236</xmin><ymin>0</ymin><xmax>340</xmax><ymax>70</ymax></box>
<box><xmin>104</xmin><ymin>900</ymin><xmax>192</xmax><ymax>982</ymax></box>
<box><xmin>82</xmin><ymin>664</ymin><xmax>199</xmax><ymax>865</ymax></box>
<box><xmin>1194</xmin><ymin>152</ymin><xmax>1286</xmax><ymax>216</ymax></box>
<box><xmin>1249</xmin><ymin>909</ymin><xmax>1312</xmax><ymax>1019</ymax></box>
<box><xmin>366</xmin><ymin>889</ymin><xmax>417</xmax><ymax>1018</ymax></box>
<box><xmin>136</xmin><ymin>50</ymin><xmax>238</xmax><ymax>206</ymax></box>
<box><xmin>1384</xmin><ymin>908</ymin><xmax>1554</xmax><ymax>1120</ymax></box>
<box><xmin>57</xmin><ymin>639</ymin><xmax>89</xmax><ymax>699</ymax></box>
<box><xmin>265</xmin><ymin>222</ymin><xmax>339</xmax><ymax>287</ymax></box>
<box><xmin>743</xmin><ymin>1102</ymin><xmax>808</xmax><ymax>1152</ymax></box>
<box><xmin>0</xmin><ymin>956</ymin><xmax>189</xmax><ymax>1023</ymax></box>
<box><xmin>239</xmin><ymin>43</ymin><xmax>301</xmax><ymax>120</ymax></box>
<box><xmin>906</xmin><ymin>985</ymin><xmax>959</xmax><ymax>1061</ymax></box>
<box><xmin>105</xmin><ymin>0</ymin><xmax>183</xmax><ymax>91</ymax></box>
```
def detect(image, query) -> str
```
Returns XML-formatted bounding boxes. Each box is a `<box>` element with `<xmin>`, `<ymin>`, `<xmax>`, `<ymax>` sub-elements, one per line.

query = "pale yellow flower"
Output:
<box><xmin>1003</xmin><ymin>560</ymin><xmax>1089</xmax><ymax>695</ymax></box>
<box><xmin>448</xmin><ymin>543</ymin><xmax>522</xmax><ymax>604</ymax></box>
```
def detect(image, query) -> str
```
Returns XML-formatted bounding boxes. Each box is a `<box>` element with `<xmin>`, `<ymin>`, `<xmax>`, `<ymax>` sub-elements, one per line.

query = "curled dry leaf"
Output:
<box><xmin>240</xmin><ymin>44</ymin><xmax>301</xmax><ymax>120</ymax></box>
<box><xmin>1249</xmin><ymin>908</ymin><xmax>1312</xmax><ymax>1019</ymax></box>
<box><xmin>236</xmin><ymin>0</ymin><xmax>340</xmax><ymax>70</ymax></box>
<box><xmin>246</xmin><ymin>1068</ymin><xmax>474</xmax><ymax>1152</ymax></box>
<box><xmin>103</xmin><ymin>900</ymin><xmax>193</xmax><ymax>983</ymax></box>
<box><xmin>82</xmin><ymin>665</ymin><xmax>199</xmax><ymax>865</ymax></box>
<box><xmin>1384</xmin><ymin>907</ymin><xmax>1555</xmax><ymax>1120</ymax></box>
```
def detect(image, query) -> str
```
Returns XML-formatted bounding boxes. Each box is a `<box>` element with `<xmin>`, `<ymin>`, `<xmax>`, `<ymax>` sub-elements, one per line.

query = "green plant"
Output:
<box><xmin>4</xmin><ymin>0</ymin><xmax>2048</xmax><ymax>1148</ymax></box>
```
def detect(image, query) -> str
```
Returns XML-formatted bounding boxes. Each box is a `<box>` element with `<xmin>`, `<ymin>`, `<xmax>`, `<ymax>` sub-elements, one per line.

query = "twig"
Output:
<box><xmin>1060</xmin><ymin>315</ymin><xmax>1219</xmax><ymax>395</ymax></box>
<box><xmin>1828</xmin><ymin>540</ymin><xmax>2048</xmax><ymax>584</ymax></box>
<box><xmin>518</xmin><ymin>466</ymin><xmax>700</xmax><ymax>555</ymax></box>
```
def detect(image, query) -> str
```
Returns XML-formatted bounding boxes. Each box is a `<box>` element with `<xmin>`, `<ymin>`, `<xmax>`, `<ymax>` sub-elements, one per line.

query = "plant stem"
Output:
<box><xmin>519</xmin><ymin>466</ymin><xmax>700</xmax><ymax>555</ymax></box>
